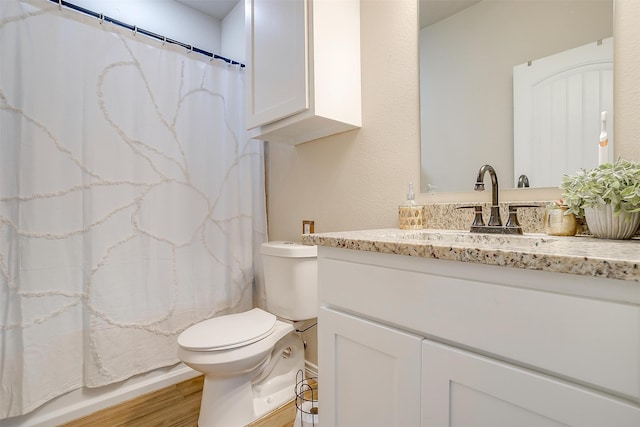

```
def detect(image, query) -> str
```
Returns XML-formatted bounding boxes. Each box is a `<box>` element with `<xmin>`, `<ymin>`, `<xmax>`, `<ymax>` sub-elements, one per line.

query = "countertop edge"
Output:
<box><xmin>301</xmin><ymin>229</ymin><xmax>640</xmax><ymax>283</ymax></box>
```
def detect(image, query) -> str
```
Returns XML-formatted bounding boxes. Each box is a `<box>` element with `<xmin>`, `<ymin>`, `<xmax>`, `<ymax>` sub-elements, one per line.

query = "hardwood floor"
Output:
<box><xmin>247</xmin><ymin>401</ymin><xmax>297</xmax><ymax>427</ymax></box>
<box><xmin>58</xmin><ymin>375</ymin><xmax>313</xmax><ymax>427</ymax></box>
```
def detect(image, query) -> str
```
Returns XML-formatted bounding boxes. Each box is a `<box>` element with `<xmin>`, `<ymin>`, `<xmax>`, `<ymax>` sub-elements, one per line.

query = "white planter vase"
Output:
<box><xmin>583</xmin><ymin>204</ymin><xmax>640</xmax><ymax>240</ymax></box>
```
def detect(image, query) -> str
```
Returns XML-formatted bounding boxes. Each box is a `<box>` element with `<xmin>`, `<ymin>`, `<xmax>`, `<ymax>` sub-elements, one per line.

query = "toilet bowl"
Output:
<box><xmin>177</xmin><ymin>241</ymin><xmax>317</xmax><ymax>427</ymax></box>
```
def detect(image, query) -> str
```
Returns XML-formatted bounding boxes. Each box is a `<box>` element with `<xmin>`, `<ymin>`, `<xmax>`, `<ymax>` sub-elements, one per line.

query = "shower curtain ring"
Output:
<box><xmin>163</xmin><ymin>36</ymin><xmax>166</xmax><ymax>46</ymax></box>
<box><xmin>133</xmin><ymin>26</ymin><xmax>138</xmax><ymax>36</ymax></box>
<box><xmin>58</xmin><ymin>0</ymin><xmax>62</xmax><ymax>10</ymax></box>
<box><xmin>99</xmin><ymin>13</ymin><xmax>104</xmax><ymax>24</ymax></box>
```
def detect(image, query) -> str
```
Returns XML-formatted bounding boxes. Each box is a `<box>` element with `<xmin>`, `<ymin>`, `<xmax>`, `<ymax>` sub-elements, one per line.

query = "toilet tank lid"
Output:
<box><xmin>177</xmin><ymin>308</ymin><xmax>276</xmax><ymax>351</ymax></box>
<box><xmin>261</xmin><ymin>241</ymin><xmax>317</xmax><ymax>258</ymax></box>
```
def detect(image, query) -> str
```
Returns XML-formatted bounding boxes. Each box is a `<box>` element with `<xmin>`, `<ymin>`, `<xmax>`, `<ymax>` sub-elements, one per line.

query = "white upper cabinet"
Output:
<box><xmin>245</xmin><ymin>0</ymin><xmax>307</xmax><ymax>128</ymax></box>
<box><xmin>245</xmin><ymin>0</ymin><xmax>361</xmax><ymax>145</ymax></box>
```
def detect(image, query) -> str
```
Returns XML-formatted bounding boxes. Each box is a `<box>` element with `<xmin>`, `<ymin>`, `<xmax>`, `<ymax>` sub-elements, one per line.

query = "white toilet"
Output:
<box><xmin>177</xmin><ymin>241</ymin><xmax>317</xmax><ymax>427</ymax></box>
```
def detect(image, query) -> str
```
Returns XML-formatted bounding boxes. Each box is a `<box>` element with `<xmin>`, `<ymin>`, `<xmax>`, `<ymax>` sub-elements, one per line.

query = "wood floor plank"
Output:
<box><xmin>176</xmin><ymin>376</ymin><xmax>205</xmax><ymax>398</ymax></box>
<box><xmin>247</xmin><ymin>400</ymin><xmax>296</xmax><ymax>427</ymax></box>
<box><xmin>58</xmin><ymin>374</ymin><xmax>314</xmax><ymax>427</ymax></box>
<box><xmin>59</xmin><ymin>382</ymin><xmax>197</xmax><ymax>427</ymax></box>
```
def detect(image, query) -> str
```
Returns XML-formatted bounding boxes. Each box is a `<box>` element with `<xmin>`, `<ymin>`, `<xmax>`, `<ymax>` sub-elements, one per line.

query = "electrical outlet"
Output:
<box><xmin>302</xmin><ymin>220</ymin><xmax>314</xmax><ymax>234</ymax></box>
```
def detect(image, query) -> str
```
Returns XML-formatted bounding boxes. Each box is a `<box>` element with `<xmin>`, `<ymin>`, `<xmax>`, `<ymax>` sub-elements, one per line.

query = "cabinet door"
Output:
<box><xmin>245</xmin><ymin>0</ymin><xmax>308</xmax><ymax>129</ymax></box>
<box><xmin>319</xmin><ymin>307</ymin><xmax>422</xmax><ymax>427</ymax></box>
<box><xmin>422</xmin><ymin>340</ymin><xmax>640</xmax><ymax>427</ymax></box>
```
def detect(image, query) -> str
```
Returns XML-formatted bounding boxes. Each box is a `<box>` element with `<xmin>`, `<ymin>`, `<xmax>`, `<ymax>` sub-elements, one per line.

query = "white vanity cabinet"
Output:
<box><xmin>319</xmin><ymin>306</ymin><xmax>422</xmax><ymax>426</ymax></box>
<box><xmin>317</xmin><ymin>246</ymin><xmax>640</xmax><ymax>427</ymax></box>
<box><xmin>422</xmin><ymin>340</ymin><xmax>640</xmax><ymax>427</ymax></box>
<box><xmin>245</xmin><ymin>0</ymin><xmax>361</xmax><ymax>145</ymax></box>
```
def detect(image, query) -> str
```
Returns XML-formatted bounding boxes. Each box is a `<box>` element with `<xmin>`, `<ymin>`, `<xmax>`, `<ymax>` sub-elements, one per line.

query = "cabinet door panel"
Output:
<box><xmin>246</xmin><ymin>0</ymin><xmax>308</xmax><ymax>128</ymax></box>
<box><xmin>422</xmin><ymin>340</ymin><xmax>640</xmax><ymax>427</ymax></box>
<box><xmin>319</xmin><ymin>307</ymin><xmax>422</xmax><ymax>427</ymax></box>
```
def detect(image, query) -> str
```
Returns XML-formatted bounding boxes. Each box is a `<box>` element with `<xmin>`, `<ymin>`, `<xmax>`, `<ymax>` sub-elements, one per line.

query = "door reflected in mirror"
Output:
<box><xmin>419</xmin><ymin>0</ymin><xmax>613</xmax><ymax>193</ymax></box>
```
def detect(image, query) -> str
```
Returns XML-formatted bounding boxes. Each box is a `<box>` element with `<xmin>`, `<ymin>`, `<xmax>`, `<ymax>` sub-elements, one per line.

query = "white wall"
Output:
<box><xmin>68</xmin><ymin>0</ymin><xmax>245</xmax><ymax>62</ymax></box>
<box><xmin>616</xmin><ymin>0</ymin><xmax>640</xmax><ymax>160</ymax></box>
<box><xmin>221</xmin><ymin>0</ymin><xmax>246</xmax><ymax>62</ymax></box>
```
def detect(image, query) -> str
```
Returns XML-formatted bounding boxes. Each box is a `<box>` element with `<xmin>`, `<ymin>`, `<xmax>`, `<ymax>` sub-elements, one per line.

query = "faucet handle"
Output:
<box><xmin>506</xmin><ymin>204</ymin><xmax>539</xmax><ymax>230</ymax></box>
<box><xmin>457</xmin><ymin>205</ymin><xmax>485</xmax><ymax>227</ymax></box>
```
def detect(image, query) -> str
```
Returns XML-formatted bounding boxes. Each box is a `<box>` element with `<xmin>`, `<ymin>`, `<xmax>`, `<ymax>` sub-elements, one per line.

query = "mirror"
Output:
<box><xmin>419</xmin><ymin>0</ymin><xmax>614</xmax><ymax>193</ymax></box>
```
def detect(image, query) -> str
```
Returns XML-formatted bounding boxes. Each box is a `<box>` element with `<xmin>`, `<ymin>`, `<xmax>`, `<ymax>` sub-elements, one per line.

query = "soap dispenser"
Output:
<box><xmin>398</xmin><ymin>182</ymin><xmax>425</xmax><ymax>230</ymax></box>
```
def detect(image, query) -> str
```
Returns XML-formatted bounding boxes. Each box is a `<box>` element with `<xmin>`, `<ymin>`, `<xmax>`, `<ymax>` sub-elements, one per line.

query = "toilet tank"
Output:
<box><xmin>261</xmin><ymin>241</ymin><xmax>317</xmax><ymax>321</ymax></box>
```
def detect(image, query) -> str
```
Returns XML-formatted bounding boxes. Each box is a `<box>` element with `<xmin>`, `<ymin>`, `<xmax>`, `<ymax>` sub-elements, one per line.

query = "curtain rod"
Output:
<box><xmin>47</xmin><ymin>0</ymin><xmax>245</xmax><ymax>67</ymax></box>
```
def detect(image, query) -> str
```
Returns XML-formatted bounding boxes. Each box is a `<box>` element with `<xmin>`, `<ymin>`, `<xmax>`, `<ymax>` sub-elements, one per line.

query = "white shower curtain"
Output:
<box><xmin>0</xmin><ymin>0</ymin><xmax>266</xmax><ymax>418</ymax></box>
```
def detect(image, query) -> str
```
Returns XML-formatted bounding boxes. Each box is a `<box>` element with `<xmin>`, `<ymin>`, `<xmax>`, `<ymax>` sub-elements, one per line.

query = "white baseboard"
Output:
<box><xmin>305</xmin><ymin>360</ymin><xmax>318</xmax><ymax>379</ymax></box>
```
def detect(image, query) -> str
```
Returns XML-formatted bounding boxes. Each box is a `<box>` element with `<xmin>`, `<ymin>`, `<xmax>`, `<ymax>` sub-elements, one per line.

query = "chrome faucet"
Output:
<box><xmin>474</xmin><ymin>164</ymin><xmax>502</xmax><ymax>227</ymax></box>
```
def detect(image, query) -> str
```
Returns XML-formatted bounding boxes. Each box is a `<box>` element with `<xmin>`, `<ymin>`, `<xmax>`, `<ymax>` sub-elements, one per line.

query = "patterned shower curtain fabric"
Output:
<box><xmin>0</xmin><ymin>0</ymin><xmax>267</xmax><ymax>418</ymax></box>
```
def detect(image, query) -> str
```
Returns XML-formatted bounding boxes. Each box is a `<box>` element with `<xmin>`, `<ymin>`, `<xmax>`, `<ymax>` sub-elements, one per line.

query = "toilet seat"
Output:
<box><xmin>178</xmin><ymin>308</ymin><xmax>276</xmax><ymax>351</ymax></box>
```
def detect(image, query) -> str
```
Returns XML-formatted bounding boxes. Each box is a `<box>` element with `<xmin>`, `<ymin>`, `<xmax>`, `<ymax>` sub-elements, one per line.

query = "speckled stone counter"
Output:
<box><xmin>424</xmin><ymin>201</ymin><xmax>549</xmax><ymax>232</ymax></box>
<box><xmin>302</xmin><ymin>228</ymin><xmax>640</xmax><ymax>282</ymax></box>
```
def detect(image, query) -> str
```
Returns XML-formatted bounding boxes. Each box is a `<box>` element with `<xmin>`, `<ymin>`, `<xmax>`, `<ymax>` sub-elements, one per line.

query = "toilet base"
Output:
<box><xmin>252</xmin><ymin>333</ymin><xmax>305</xmax><ymax>419</ymax></box>
<box><xmin>197</xmin><ymin>333</ymin><xmax>305</xmax><ymax>427</ymax></box>
<box><xmin>199</xmin><ymin>372</ymin><xmax>255</xmax><ymax>427</ymax></box>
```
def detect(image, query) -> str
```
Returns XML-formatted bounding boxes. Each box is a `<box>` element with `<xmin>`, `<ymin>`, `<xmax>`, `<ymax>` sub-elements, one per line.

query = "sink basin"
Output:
<box><xmin>391</xmin><ymin>229</ymin><xmax>556</xmax><ymax>248</ymax></box>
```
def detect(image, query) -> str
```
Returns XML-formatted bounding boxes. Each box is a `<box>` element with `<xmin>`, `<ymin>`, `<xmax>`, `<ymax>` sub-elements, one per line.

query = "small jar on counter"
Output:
<box><xmin>544</xmin><ymin>205</ymin><xmax>577</xmax><ymax>236</ymax></box>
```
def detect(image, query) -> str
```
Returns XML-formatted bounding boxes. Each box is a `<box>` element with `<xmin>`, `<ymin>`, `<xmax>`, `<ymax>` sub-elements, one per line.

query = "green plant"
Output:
<box><xmin>560</xmin><ymin>159</ymin><xmax>640</xmax><ymax>218</ymax></box>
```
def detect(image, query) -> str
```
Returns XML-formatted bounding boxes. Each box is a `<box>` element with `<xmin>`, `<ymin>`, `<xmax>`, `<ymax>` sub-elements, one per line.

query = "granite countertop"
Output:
<box><xmin>301</xmin><ymin>228</ymin><xmax>640</xmax><ymax>282</ymax></box>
